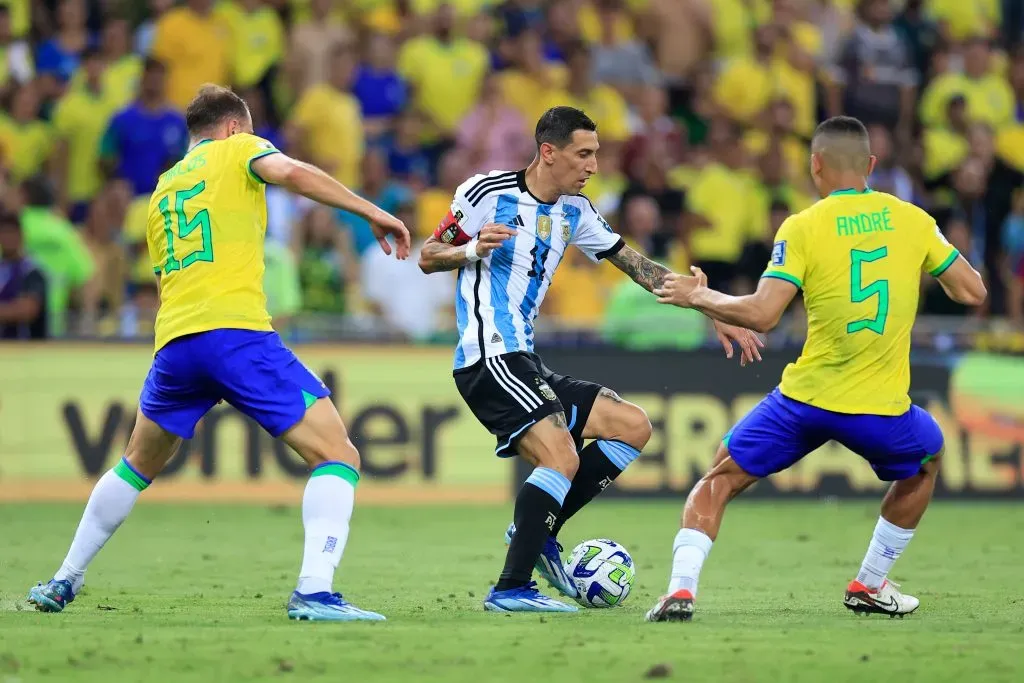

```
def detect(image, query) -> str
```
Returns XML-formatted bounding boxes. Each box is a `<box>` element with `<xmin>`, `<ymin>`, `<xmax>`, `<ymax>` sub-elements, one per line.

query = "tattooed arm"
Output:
<box><xmin>418</xmin><ymin>223</ymin><xmax>518</xmax><ymax>274</ymax></box>
<box><xmin>605</xmin><ymin>244</ymin><xmax>671</xmax><ymax>293</ymax></box>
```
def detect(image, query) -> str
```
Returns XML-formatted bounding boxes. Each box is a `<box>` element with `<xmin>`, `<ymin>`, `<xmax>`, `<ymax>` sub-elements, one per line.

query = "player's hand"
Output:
<box><xmin>713</xmin><ymin>320</ymin><xmax>765</xmax><ymax>367</ymax></box>
<box><xmin>369</xmin><ymin>209</ymin><xmax>411</xmax><ymax>259</ymax></box>
<box><xmin>474</xmin><ymin>223</ymin><xmax>518</xmax><ymax>258</ymax></box>
<box><xmin>653</xmin><ymin>269</ymin><xmax>705</xmax><ymax>307</ymax></box>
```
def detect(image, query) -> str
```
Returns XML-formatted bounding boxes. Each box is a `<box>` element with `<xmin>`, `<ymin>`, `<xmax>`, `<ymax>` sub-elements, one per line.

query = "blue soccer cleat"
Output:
<box><xmin>286</xmin><ymin>591</ymin><xmax>386</xmax><ymax>622</ymax></box>
<box><xmin>483</xmin><ymin>581</ymin><xmax>579</xmax><ymax>613</ymax></box>
<box><xmin>504</xmin><ymin>523</ymin><xmax>579</xmax><ymax>599</ymax></box>
<box><xmin>27</xmin><ymin>579</ymin><xmax>76</xmax><ymax>613</ymax></box>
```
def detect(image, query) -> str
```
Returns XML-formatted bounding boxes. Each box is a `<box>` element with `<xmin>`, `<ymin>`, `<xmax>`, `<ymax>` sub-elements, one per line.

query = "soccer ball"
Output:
<box><xmin>564</xmin><ymin>539</ymin><xmax>635</xmax><ymax>608</ymax></box>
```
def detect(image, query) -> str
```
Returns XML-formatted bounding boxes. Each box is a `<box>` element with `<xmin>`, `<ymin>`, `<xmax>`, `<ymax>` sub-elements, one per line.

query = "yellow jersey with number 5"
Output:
<box><xmin>147</xmin><ymin>133</ymin><xmax>280</xmax><ymax>351</ymax></box>
<box><xmin>761</xmin><ymin>188</ymin><xmax>959</xmax><ymax>416</ymax></box>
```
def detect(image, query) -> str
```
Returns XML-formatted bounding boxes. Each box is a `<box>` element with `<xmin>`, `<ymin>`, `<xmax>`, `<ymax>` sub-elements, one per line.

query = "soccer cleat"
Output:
<box><xmin>644</xmin><ymin>589</ymin><xmax>695</xmax><ymax>622</ymax></box>
<box><xmin>483</xmin><ymin>581</ymin><xmax>579</xmax><ymax>613</ymax></box>
<box><xmin>287</xmin><ymin>591</ymin><xmax>386</xmax><ymax>622</ymax></box>
<box><xmin>504</xmin><ymin>523</ymin><xmax>579</xmax><ymax>599</ymax></box>
<box><xmin>843</xmin><ymin>579</ymin><xmax>919</xmax><ymax>618</ymax></box>
<box><xmin>27</xmin><ymin>579</ymin><xmax>76</xmax><ymax>613</ymax></box>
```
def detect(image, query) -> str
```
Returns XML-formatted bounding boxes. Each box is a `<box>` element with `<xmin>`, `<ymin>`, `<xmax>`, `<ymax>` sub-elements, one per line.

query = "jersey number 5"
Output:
<box><xmin>847</xmin><ymin>247</ymin><xmax>888</xmax><ymax>335</ymax></box>
<box><xmin>158</xmin><ymin>180</ymin><xmax>213</xmax><ymax>274</ymax></box>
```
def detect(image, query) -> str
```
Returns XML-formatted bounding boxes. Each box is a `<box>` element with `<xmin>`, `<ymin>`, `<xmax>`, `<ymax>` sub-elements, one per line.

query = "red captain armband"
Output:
<box><xmin>434</xmin><ymin>207</ymin><xmax>471</xmax><ymax>246</ymax></box>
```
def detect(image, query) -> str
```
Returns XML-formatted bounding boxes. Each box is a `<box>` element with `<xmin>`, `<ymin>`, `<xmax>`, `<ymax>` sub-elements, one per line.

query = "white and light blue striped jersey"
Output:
<box><xmin>438</xmin><ymin>169</ymin><xmax>624</xmax><ymax>370</ymax></box>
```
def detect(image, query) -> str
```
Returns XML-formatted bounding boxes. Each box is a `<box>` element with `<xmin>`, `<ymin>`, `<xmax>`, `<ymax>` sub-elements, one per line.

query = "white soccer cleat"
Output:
<box><xmin>843</xmin><ymin>579</ymin><xmax>920</xmax><ymax>617</ymax></box>
<box><xmin>644</xmin><ymin>589</ymin><xmax>695</xmax><ymax>622</ymax></box>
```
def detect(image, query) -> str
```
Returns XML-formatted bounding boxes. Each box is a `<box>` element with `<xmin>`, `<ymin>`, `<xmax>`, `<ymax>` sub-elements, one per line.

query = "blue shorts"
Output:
<box><xmin>725</xmin><ymin>388</ymin><xmax>944</xmax><ymax>481</ymax></box>
<box><xmin>139</xmin><ymin>329</ymin><xmax>330</xmax><ymax>439</ymax></box>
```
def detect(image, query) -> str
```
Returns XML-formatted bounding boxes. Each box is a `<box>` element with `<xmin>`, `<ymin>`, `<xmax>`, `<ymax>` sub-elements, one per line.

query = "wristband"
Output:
<box><xmin>465</xmin><ymin>238</ymin><xmax>482</xmax><ymax>263</ymax></box>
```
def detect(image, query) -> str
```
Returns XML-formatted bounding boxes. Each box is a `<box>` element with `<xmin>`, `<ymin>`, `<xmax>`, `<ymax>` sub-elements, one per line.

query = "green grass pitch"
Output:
<box><xmin>1</xmin><ymin>501</ymin><xmax>1022</xmax><ymax>682</ymax></box>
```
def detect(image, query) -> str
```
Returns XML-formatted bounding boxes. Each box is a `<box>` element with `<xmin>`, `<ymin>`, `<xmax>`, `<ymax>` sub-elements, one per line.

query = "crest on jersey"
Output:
<box><xmin>772</xmin><ymin>240</ymin><xmax>786</xmax><ymax>266</ymax></box>
<box><xmin>560</xmin><ymin>218</ymin><xmax>571</xmax><ymax>242</ymax></box>
<box><xmin>535</xmin><ymin>378</ymin><xmax>557</xmax><ymax>402</ymax></box>
<box><xmin>537</xmin><ymin>215</ymin><xmax>552</xmax><ymax>241</ymax></box>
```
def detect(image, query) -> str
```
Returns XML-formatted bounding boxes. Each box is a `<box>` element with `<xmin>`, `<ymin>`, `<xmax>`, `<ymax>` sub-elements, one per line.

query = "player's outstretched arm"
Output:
<box><xmin>605</xmin><ymin>244</ymin><xmax>670</xmax><ymax>292</ymax></box>
<box><xmin>609</xmin><ymin>247</ymin><xmax>763</xmax><ymax>363</ymax></box>
<box><xmin>251</xmin><ymin>153</ymin><xmax>410</xmax><ymax>259</ymax></box>
<box><xmin>418</xmin><ymin>223</ymin><xmax>517</xmax><ymax>274</ymax></box>
<box><xmin>935</xmin><ymin>256</ymin><xmax>987</xmax><ymax>306</ymax></box>
<box><xmin>655</xmin><ymin>267</ymin><xmax>797</xmax><ymax>334</ymax></box>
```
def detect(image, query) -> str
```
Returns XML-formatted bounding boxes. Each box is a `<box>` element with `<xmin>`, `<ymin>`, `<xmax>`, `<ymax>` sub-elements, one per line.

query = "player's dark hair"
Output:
<box><xmin>535</xmin><ymin>106</ymin><xmax>597</xmax><ymax>150</ymax></box>
<box><xmin>812</xmin><ymin>115</ymin><xmax>869</xmax><ymax>143</ymax></box>
<box><xmin>185</xmin><ymin>84</ymin><xmax>250</xmax><ymax>137</ymax></box>
<box><xmin>811</xmin><ymin>116</ymin><xmax>871</xmax><ymax>172</ymax></box>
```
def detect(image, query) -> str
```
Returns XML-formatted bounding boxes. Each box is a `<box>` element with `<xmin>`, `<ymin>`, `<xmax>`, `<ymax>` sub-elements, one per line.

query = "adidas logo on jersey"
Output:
<box><xmin>491</xmin><ymin>333</ymin><xmax>503</xmax><ymax>343</ymax></box>
<box><xmin>513</xmin><ymin>215</ymin><xmax>525</xmax><ymax>227</ymax></box>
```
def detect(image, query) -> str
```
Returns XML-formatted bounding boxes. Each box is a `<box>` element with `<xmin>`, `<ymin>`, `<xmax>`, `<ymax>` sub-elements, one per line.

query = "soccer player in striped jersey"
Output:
<box><xmin>419</xmin><ymin>106</ymin><xmax>763</xmax><ymax>613</ymax></box>
<box><xmin>27</xmin><ymin>85</ymin><xmax>410</xmax><ymax>621</ymax></box>
<box><xmin>647</xmin><ymin>116</ymin><xmax>987</xmax><ymax>622</ymax></box>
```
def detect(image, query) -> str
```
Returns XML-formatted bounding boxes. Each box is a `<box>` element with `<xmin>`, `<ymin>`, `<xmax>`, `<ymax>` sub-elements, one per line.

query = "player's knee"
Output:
<box><xmin>620</xmin><ymin>403</ymin><xmax>652</xmax><ymax>449</ymax></box>
<box><xmin>303</xmin><ymin>437</ymin><xmax>361</xmax><ymax>471</ymax></box>
<box><xmin>542</xmin><ymin>442</ymin><xmax>580</xmax><ymax>480</ymax></box>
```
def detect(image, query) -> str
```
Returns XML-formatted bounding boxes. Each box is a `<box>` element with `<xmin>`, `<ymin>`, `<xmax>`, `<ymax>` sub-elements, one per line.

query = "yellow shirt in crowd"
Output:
<box><xmin>216</xmin><ymin>1</ymin><xmax>285</xmax><ymax>89</ymax></box>
<box><xmin>0</xmin><ymin>115</ymin><xmax>52</xmax><ymax>181</ymax></box>
<box><xmin>152</xmin><ymin>7</ymin><xmax>231</xmax><ymax>110</ymax></box>
<box><xmin>398</xmin><ymin>36</ymin><xmax>489</xmax><ymax>135</ymax></box>
<box><xmin>53</xmin><ymin>87</ymin><xmax>119</xmax><ymax>204</ymax></box>
<box><xmin>290</xmin><ymin>83</ymin><xmax>364</xmax><ymax>188</ymax></box>
<box><xmin>920</xmin><ymin>72</ymin><xmax>1015</xmax><ymax>129</ymax></box>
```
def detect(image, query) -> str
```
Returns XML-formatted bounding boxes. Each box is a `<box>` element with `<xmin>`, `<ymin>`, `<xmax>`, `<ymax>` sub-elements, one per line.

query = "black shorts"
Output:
<box><xmin>453</xmin><ymin>351</ymin><xmax>603</xmax><ymax>457</ymax></box>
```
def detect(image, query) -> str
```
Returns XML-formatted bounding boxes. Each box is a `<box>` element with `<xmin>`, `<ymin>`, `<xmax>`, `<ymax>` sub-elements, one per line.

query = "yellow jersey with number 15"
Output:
<box><xmin>761</xmin><ymin>189</ymin><xmax>959</xmax><ymax>416</ymax></box>
<box><xmin>147</xmin><ymin>133</ymin><xmax>280</xmax><ymax>352</ymax></box>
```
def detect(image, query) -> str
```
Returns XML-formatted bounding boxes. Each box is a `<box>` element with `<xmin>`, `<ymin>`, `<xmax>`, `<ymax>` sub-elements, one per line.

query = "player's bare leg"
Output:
<box><xmin>28</xmin><ymin>410</ymin><xmax>181</xmax><ymax>612</ymax></box>
<box><xmin>279</xmin><ymin>397</ymin><xmax>384</xmax><ymax>621</ymax></box>
<box><xmin>844</xmin><ymin>452</ymin><xmax>943</xmax><ymax>618</ymax></box>
<box><xmin>646</xmin><ymin>445</ymin><xmax>758</xmax><ymax>622</ymax></box>
<box><xmin>485</xmin><ymin>413</ymin><xmax>581</xmax><ymax>613</ymax></box>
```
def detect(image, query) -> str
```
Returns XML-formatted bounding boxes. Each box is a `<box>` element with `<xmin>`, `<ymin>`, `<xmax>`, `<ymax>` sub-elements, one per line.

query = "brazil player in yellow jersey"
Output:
<box><xmin>645</xmin><ymin>116</ymin><xmax>987</xmax><ymax>622</ymax></box>
<box><xmin>28</xmin><ymin>85</ymin><xmax>411</xmax><ymax>622</ymax></box>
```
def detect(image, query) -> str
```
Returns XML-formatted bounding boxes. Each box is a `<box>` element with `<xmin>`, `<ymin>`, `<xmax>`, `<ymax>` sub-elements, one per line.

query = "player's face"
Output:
<box><xmin>548</xmin><ymin>130</ymin><xmax>599</xmax><ymax>195</ymax></box>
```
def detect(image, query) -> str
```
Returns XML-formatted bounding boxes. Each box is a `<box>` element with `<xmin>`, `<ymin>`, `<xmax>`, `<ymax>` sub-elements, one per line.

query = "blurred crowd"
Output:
<box><xmin>0</xmin><ymin>0</ymin><xmax>1023</xmax><ymax>346</ymax></box>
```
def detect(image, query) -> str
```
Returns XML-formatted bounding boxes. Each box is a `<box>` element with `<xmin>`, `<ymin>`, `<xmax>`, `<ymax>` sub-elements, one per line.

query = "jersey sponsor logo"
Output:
<box><xmin>772</xmin><ymin>240</ymin><xmax>787</xmax><ymax>266</ymax></box>
<box><xmin>560</xmin><ymin>218</ymin><xmax>571</xmax><ymax>242</ymax></box>
<box><xmin>491</xmin><ymin>332</ymin><xmax>503</xmax><ymax>343</ymax></box>
<box><xmin>537</xmin><ymin>215</ymin><xmax>552</xmax><ymax>241</ymax></box>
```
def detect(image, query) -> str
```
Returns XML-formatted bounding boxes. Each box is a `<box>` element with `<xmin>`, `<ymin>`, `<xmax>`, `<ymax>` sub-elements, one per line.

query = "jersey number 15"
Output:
<box><xmin>847</xmin><ymin>247</ymin><xmax>889</xmax><ymax>335</ymax></box>
<box><xmin>158</xmin><ymin>180</ymin><xmax>213</xmax><ymax>274</ymax></box>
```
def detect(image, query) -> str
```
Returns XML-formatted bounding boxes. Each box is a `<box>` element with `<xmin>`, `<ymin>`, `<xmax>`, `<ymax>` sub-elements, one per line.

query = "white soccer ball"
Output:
<box><xmin>564</xmin><ymin>538</ymin><xmax>635</xmax><ymax>608</ymax></box>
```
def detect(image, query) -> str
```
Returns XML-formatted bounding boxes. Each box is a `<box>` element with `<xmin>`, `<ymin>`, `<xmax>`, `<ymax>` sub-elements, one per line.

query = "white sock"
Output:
<box><xmin>296</xmin><ymin>462</ymin><xmax>359</xmax><ymax>595</ymax></box>
<box><xmin>668</xmin><ymin>528</ymin><xmax>713</xmax><ymax>597</ymax></box>
<box><xmin>54</xmin><ymin>458</ymin><xmax>149</xmax><ymax>592</ymax></box>
<box><xmin>856</xmin><ymin>516</ymin><xmax>915</xmax><ymax>590</ymax></box>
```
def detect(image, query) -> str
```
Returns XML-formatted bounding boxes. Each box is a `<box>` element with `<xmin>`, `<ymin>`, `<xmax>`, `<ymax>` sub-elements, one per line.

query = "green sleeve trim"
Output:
<box><xmin>153</xmin><ymin>266</ymin><xmax>161</xmax><ymax>274</ymax></box>
<box><xmin>761</xmin><ymin>271</ymin><xmax>803</xmax><ymax>289</ymax></box>
<box><xmin>247</xmin><ymin>149</ymin><xmax>280</xmax><ymax>184</ymax></box>
<box><xmin>929</xmin><ymin>249</ymin><xmax>960</xmax><ymax>277</ymax></box>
